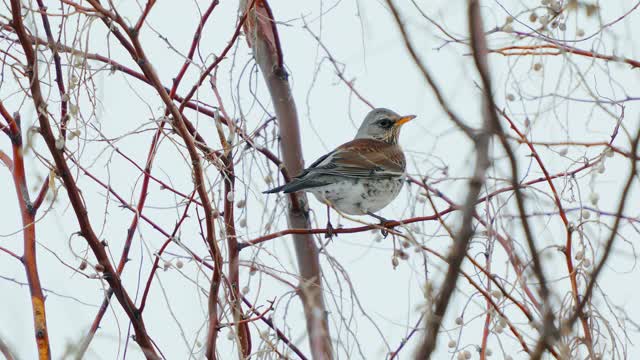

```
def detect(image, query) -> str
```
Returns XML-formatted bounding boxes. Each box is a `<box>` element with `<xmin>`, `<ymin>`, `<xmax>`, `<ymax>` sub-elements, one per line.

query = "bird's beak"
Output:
<box><xmin>395</xmin><ymin>115</ymin><xmax>416</xmax><ymax>127</ymax></box>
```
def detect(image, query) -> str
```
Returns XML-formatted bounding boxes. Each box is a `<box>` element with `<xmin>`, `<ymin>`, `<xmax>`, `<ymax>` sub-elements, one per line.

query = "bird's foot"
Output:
<box><xmin>325</xmin><ymin>221</ymin><xmax>336</xmax><ymax>239</ymax></box>
<box><xmin>367</xmin><ymin>212</ymin><xmax>399</xmax><ymax>238</ymax></box>
<box><xmin>380</xmin><ymin>220</ymin><xmax>401</xmax><ymax>238</ymax></box>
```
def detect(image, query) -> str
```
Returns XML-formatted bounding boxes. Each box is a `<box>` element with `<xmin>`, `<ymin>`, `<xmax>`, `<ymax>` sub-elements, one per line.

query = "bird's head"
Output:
<box><xmin>355</xmin><ymin>108</ymin><xmax>416</xmax><ymax>144</ymax></box>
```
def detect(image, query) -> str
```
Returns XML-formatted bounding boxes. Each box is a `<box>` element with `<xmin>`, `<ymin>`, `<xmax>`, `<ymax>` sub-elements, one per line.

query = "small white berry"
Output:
<box><xmin>455</xmin><ymin>317</ymin><xmax>464</xmax><ymax>325</ymax></box>
<box><xmin>391</xmin><ymin>257</ymin><xmax>399</xmax><ymax>268</ymax></box>
<box><xmin>67</xmin><ymin>129</ymin><xmax>81</xmax><ymax>140</ymax></box>
<box><xmin>539</xmin><ymin>15</ymin><xmax>550</xmax><ymax>25</ymax></box>
<box><xmin>55</xmin><ymin>136</ymin><xmax>65</xmax><ymax>150</ymax></box>
<box><xmin>499</xmin><ymin>317</ymin><xmax>507</xmax><ymax>327</ymax></box>
<box><xmin>241</xmin><ymin>286</ymin><xmax>249</xmax><ymax>294</ymax></box>
<box><xmin>448</xmin><ymin>339</ymin><xmax>457</xmax><ymax>348</ymax></box>
<box><xmin>589</xmin><ymin>192</ymin><xmax>599</xmax><ymax>205</ymax></box>
<box><xmin>581</xmin><ymin>210</ymin><xmax>591</xmax><ymax>219</ymax></box>
<box><xmin>176</xmin><ymin>260</ymin><xmax>184</xmax><ymax>269</ymax></box>
<box><xmin>605</xmin><ymin>148</ymin><xmax>614</xmax><ymax>158</ymax></box>
<box><xmin>575</xmin><ymin>250</ymin><xmax>584</xmax><ymax>260</ymax></box>
<box><xmin>236</xmin><ymin>199</ymin><xmax>246</xmax><ymax>208</ymax></box>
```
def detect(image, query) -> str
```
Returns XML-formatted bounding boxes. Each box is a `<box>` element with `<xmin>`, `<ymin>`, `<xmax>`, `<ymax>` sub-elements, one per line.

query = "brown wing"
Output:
<box><xmin>305</xmin><ymin>138</ymin><xmax>405</xmax><ymax>178</ymax></box>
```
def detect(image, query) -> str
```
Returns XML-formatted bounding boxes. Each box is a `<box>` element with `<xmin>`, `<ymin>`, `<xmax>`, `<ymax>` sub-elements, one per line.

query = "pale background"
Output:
<box><xmin>0</xmin><ymin>0</ymin><xmax>638</xmax><ymax>359</ymax></box>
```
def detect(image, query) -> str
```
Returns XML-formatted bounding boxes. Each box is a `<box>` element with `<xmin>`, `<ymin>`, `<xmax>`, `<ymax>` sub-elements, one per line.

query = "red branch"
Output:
<box><xmin>9</xmin><ymin>1</ymin><xmax>159</xmax><ymax>357</ymax></box>
<box><xmin>499</xmin><ymin>110</ymin><xmax>593</xmax><ymax>352</ymax></box>
<box><xmin>2</xmin><ymin>109</ymin><xmax>51</xmax><ymax>358</ymax></box>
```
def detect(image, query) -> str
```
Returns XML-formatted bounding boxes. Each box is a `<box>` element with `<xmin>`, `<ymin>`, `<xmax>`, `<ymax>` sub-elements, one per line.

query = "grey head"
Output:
<box><xmin>354</xmin><ymin>108</ymin><xmax>417</xmax><ymax>144</ymax></box>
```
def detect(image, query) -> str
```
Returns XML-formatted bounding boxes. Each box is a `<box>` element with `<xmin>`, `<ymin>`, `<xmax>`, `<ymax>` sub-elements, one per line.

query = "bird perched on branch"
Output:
<box><xmin>264</xmin><ymin>108</ymin><xmax>416</xmax><ymax>237</ymax></box>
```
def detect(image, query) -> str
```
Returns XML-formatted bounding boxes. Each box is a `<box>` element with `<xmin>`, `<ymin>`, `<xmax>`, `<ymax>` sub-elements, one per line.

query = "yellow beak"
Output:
<box><xmin>395</xmin><ymin>115</ymin><xmax>416</xmax><ymax>127</ymax></box>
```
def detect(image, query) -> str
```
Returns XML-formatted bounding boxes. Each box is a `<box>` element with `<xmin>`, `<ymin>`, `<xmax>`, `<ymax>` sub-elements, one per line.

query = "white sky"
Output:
<box><xmin>1</xmin><ymin>0</ymin><xmax>639</xmax><ymax>359</ymax></box>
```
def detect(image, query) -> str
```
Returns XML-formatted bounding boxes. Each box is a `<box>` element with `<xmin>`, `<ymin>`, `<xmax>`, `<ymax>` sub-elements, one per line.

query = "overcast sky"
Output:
<box><xmin>1</xmin><ymin>0</ymin><xmax>639</xmax><ymax>359</ymax></box>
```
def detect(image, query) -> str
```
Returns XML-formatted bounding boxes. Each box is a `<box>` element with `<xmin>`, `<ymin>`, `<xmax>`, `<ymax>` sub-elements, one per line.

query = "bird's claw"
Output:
<box><xmin>366</xmin><ymin>212</ymin><xmax>400</xmax><ymax>238</ymax></box>
<box><xmin>380</xmin><ymin>220</ymin><xmax>400</xmax><ymax>238</ymax></box>
<box><xmin>325</xmin><ymin>222</ymin><xmax>336</xmax><ymax>239</ymax></box>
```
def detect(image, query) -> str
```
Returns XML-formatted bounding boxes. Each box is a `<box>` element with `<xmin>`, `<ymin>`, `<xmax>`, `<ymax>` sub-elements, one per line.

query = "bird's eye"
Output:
<box><xmin>378</xmin><ymin>119</ymin><xmax>393</xmax><ymax>128</ymax></box>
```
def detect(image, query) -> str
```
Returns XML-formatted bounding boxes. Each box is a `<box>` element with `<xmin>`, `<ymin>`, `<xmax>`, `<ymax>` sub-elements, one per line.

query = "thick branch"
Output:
<box><xmin>8</xmin><ymin>1</ymin><xmax>159</xmax><ymax>358</ymax></box>
<box><xmin>240</xmin><ymin>1</ymin><xmax>333</xmax><ymax>358</ymax></box>
<box><xmin>414</xmin><ymin>1</ymin><xmax>492</xmax><ymax>357</ymax></box>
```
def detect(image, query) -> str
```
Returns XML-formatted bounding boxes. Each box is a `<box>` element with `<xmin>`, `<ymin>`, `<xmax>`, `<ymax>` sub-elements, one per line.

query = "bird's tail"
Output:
<box><xmin>263</xmin><ymin>177</ymin><xmax>327</xmax><ymax>194</ymax></box>
<box><xmin>263</xmin><ymin>183</ymin><xmax>288</xmax><ymax>194</ymax></box>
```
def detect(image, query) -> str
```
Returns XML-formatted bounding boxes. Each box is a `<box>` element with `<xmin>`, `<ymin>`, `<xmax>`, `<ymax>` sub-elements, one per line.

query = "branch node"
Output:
<box><xmin>128</xmin><ymin>26</ymin><xmax>138</xmax><ymax>37</ymax></box>
<box><xmin>26</xmin><ymin>202</ymin><xmax>35</xmax><ymax>215</ymax></box>
<box><xmin>273</xmin><ymin>65</ymin><xmax>288</xmax><ymax>80</ymax></box>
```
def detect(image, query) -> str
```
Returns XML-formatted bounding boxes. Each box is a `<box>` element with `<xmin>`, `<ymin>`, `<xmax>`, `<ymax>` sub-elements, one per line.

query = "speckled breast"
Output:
<box><xmin>310</xmin><ymin>177</ymin><xmax>405</xmax><ymax>215</ymax></box>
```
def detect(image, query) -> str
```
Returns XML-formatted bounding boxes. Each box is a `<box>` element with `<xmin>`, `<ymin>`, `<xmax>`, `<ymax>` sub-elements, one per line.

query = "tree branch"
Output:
<box><xmin>240</xmin><ymin>1</ymin><xmax>334</xmax><ymax>358</ymax></box>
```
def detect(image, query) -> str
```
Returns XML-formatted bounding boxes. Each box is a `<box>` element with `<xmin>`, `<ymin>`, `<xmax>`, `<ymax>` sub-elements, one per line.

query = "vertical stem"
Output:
<box><xmin>7</xmin><ymin>112</ymin><xmax>51</xmax><ymax>359</ymax></box>
<box><xmin>412</xmin><ymin>0</ymin><xmax>493</xmax><ymax>357</ymax></box>
<box><xmin>222</xmin><ymin>152</ymin><xmax>251</xmax><ymax>356</ymax></box>
<box><xmin>21</xmin><ymin>212</ymin><xmax>50</xmax><ymax>360</ymax></box>
<box><xmin>240</xmin><ymin>1</ymin><xmax>333</xmax><ymax>358</ymax></box>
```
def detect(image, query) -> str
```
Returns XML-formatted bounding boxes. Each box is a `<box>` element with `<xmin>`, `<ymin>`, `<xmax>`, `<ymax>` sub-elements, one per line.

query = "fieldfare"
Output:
<box><xmin>264</xmin><ymin>108</ymin><xmax>416</xmax><ymax>237</ymax></box>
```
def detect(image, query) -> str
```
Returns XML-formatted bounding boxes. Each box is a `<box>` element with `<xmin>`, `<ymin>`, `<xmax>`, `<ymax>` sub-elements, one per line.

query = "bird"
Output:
<box><xmin>264</xmin><ymin>108</ymin><xmax>416</xmax><ymax>237</ymax></box>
